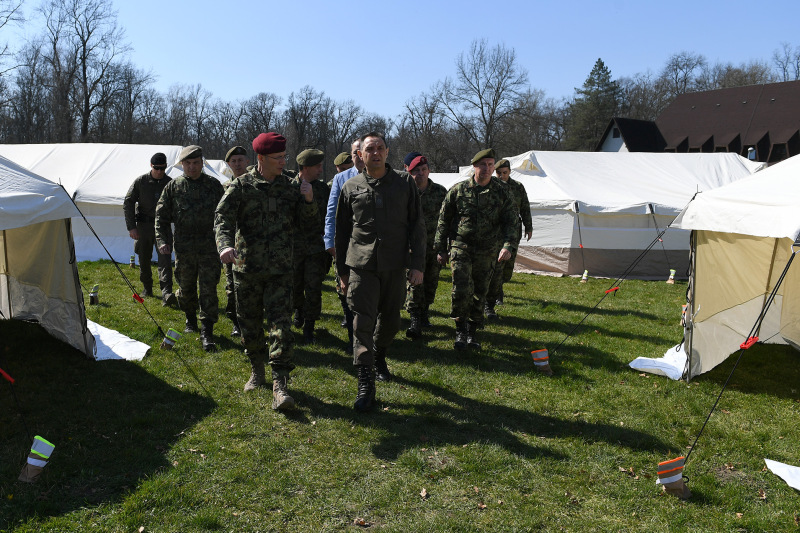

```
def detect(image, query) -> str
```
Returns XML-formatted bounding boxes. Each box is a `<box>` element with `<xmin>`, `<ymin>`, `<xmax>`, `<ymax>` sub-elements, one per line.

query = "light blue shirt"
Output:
<box><xmin>324</xmin><ymin>166</ymin><xmax>360</xmax><ymax>249</ymax></box>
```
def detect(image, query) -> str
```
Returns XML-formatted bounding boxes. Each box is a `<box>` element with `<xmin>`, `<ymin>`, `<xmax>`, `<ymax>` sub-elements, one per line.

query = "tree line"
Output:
<box><xmin>1</xmin><ymin>0</ymin><xmax>799</xmax><ymax>174</ymax></box>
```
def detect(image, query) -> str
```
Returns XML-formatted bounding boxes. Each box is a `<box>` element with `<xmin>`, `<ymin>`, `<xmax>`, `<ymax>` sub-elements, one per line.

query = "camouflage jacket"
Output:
<box><xmin>155</xmin><ymin>173</ymin><xmax>224</xmax><ymax>254</ymax></box>
<box><xmin>214</xmin><ymin>167</ymin><xmax>318</xmax><ymax>274</ymax></box>
<box><xmin>335</xmin><ymin>166</ymin><xmax>426</xmax><ymax>276</ymax></box>
<box><xmin>434</xmin><ymin>176</ymin><xmax>519</xmax><ymax>255</ymax></box>
<box><xmin>290</xmin><ymin>177</ymin><xmax>330</xmax><ymax>256</ymax></box>
<box><xmin>123</xmin><ymin>172</ymin><xmax>172</xmax><ymax>230</ymax></box>
<box><xmin>504</xmin><ymin>177</ymin><xmax>532</xmax><ymax>242</ymax></box>
<box><xmin>417</xmin><ymin>178</ymin><xmax>448</xmax><ymax>252</ymax></box>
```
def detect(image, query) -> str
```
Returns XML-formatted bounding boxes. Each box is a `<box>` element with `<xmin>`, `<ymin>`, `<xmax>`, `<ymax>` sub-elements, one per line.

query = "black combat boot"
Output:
<box><xmin>184</xmin><ymin>313</ymin><xmax>199</xmax><ymax>333</ymax></box>
<box><xmin>353</xmin><ymin>365</ymin><xmax>376</xmax><ymax>412</ymax></box>
<box><xmin>141</xmin><ymin>285</ymin><xmax>153</xmax><ymax>298</ymax></box>
<box><xmin>405</xmin><ymin>312</ymin><xmax>422</xmax><ymax>339</ymax></box>
<box><xmin>454</xmin><ymin>320</ymin><xmax>468</xmax><ymax>350</ymax></box>
<box><xmin>484</xmin><ymin>301</ymin><xmax>498</xmax><ymax>320</ymax></box>
<box><xmin>421</xmin><ymin>306</ymin><xmax>432</xmax><ymax>328</ymax></box>
<box><xmin>292</xmin><ymin>308</ymin><xmax>304</xmax><ymax>328</ymax></box>
<box><xmin>374</xmin><ymin>347</ymin><xmax>392</xmax><ymax>382</ymax></box>
<box><xmin>467</xmin><ymin>320</ymin><xmax>481</xmax><ymax>350</ymax></box>
<box><xmin>200</xmin><ymin>320</ymin><xmax>216</xmax><ymax>352</ymax></box>
<box><xmin>303</xmin><ymin>320</ymin><xmax>315</xmax><ymax>344</ymax></box>
<box><xmin>230</xmin><ymin>318</ymin><xmax>241</xmax><ymax>337</ymax></box>
<box><xmin>496</xmin><ymin>287</ymin><xmax>504</xmax><ymax>306</ymax></box>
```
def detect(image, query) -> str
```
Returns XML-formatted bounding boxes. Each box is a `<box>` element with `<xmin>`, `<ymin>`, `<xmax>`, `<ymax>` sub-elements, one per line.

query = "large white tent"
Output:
<box><xmin>431</xmin><ymin>151</ymin><xmax>764</xmax><ymax>279</ymax></box>
<box><xmin>0</xmin><ymin>144</ymin><xmax>228</xmax><ymax>262</ymax></box>
<box><xmin>661</xmin><ymin>154</ymin><xmax>800</xmax><ymax>379</ymax></box>
<box><xmin>0</xmin><ymin>154</ymin><xmax>95</xmax><ymax>357</ymax></box>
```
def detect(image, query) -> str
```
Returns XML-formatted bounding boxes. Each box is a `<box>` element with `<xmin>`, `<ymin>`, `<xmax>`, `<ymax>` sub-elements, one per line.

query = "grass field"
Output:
<box><xmin>2</xmin><ymin>260</ymin><xmax>800</xmax><ymax>532</ymax></box>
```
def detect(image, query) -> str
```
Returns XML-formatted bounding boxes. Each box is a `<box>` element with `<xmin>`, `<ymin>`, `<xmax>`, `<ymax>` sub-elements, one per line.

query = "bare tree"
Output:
<box><xmin>284</xmin><ymin>85</ymin><xmax>327</xmax><ymax>156</ymax></box>
<box><xmin>240</xmin><ymin>91</ymin><xmax>282</xmax><ymax>146</ymax></box>
<box><xmin>0</xmin><ymin>0</ymin><xmax>23</xmax><ymax>75</ymax></box>
<box><xmin>696</xmin><ymin>60</ymin><xmax>775</xmax><ymax>91</ymax></box>
<box><xmin>617</xmin><ymin>71</ymin><xmax>671</xmax><ymax>121</ymax></box>
<box><xmin>772</xmin><ymin>42</ymin><xmax>800</xmax><ymax>81</ymax></box>
<box><xmin>659</xmin><ymin>51</ymin><xmax>707</xmax><ymax>98</ymax></box>
<box><xmin>435</xmin><ymin>39</ymin><xmax>529</xmax><ymax>149</ymax></box>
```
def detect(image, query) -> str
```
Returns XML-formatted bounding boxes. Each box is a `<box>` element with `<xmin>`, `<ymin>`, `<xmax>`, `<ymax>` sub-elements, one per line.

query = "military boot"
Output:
<box><xmin>353</xmin><ymin>365</ymin><xmax>376</xmax><ymax>412</ymax></box>
<box><xmin>484</xmin><ymin>302</ymin><xmax>498</xmax><ymax>321</ymax></box>
<box><xmin>200</xmin><ymin>320</ymin><xmax>216</xmax><ymax>352</ymax></box>
<box><xmin>496</xmin><ymin>288</ymin><xmax>504</xmax><ymax>306</ymax></box>
<box><xmin>421</xmin><ymin>306</ymin><xmax>432</xmax><ymax>328</ymax></box>
<box><xmin>374</xmin><ymin>347</ymin><xmax>392</xmax><ymax>382</ymax></box>
<box><xmin>230</xmin><ymin>318</ymin><xmax>241</xmax><ymax>337</ymax></box>
<box><xmin>302</xmin><ymin>321</ymin><xmax>315</xmax><ymax>344</ymax></box>
<box><xmin>454</xmin><ymin>321</ymin><xmax>468</xmax><ymax>350</ymax></box>
<box><xmin>184</xmin><ymin>313</ymin><xmax>199</xmax><ymax>333</ymax></box>
<box><xmin>467</xmin><ymin>321</ymin><xmax>481</xmax><ymax>350</ymax></box>
<box><xmin>141</xmin><ymin>285</ymin><xmax>153</xmax><ymax>298</ymax></box>
<box><xmin>271</xmin><ymin>370</ymin><xmax>296</xmax><ymax>411</ymax></box>
<box><xmin>243</xmin><ymin>355</ymin><xmax>267</xmax><ymax>392</ymax></box>
<box><xmin>292</xmin><ymin>308</ymin><xmax>304</xmax><ymax>328</ymax></box>
<box><xmin>405</xmin><ymin>312</ymin><xmax>422</xmax><ymax>339</ymax></box>
<box><xmin>162</xmin><ymin>292</ymin><xmax>178</xmax><ymax>308</ymax></box>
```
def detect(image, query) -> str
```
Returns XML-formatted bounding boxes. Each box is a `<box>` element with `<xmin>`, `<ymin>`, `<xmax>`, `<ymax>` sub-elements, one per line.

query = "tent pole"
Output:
<box><xmin>757</xmin><ymin>239</ymin><xmax>781</xmax><ymax>339</ymax></box>
<box><xmin>1</xmin><ymin>229</ymin><xmax>12</xmax><ymax>319</ymax></box>
<box><xmin>685</xmin><ymin>230</ymin><xmax>697</xmax><ymax>382</ymax></box>
<box><xmin>64</xmin><ymin>218</ymin><xmax>94</xmax><ymax>358</ymax></box>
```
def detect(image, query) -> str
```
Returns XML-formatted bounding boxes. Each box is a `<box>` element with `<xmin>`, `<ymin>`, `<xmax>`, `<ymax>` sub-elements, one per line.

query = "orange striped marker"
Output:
<box><xmin>657</xmin><ymin>456</ymin><xmax>691</xmax><ymax>499</ymax></box>
<box><xmin>531</xmin><ymin>349</ymin><xmax>554</xmax><ymax>376</ymax></box>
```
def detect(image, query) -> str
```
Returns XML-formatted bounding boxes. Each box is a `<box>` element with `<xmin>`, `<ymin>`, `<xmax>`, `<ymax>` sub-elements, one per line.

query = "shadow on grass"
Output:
<box><xmin>0</xmin><ymin>321</ymin><xmax>216</xmax><ymax>530</ymax></box>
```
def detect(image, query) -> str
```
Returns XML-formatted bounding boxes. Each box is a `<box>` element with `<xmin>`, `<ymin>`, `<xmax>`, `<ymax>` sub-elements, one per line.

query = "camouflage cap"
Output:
<box><xmin>179</xmin><ymin>145</ymin><xmax>203</xmax><ymax>161</ymax></box>
<box><xmin>495</xmin><ymin>158</ymin><xmax>510</xmax><ymax>170</ymax></box>
<box><xmin>470</xmin><ymin>148</ymin><xmax>496</xmax><ymax>165</ymax></box>
<box><xmin>225</xmin><ymin>146</ymin><xmax>247</xmax><ymax>162</ymax></box>
<box><xmin>333</xmin><ymin>152</ymin><xmax>352</xmax><ymax>166</ymax></box>
<box><xmin>296</xmin><ymin>149</ymin><xmax>325</xmax><ymax>167</ymax></box>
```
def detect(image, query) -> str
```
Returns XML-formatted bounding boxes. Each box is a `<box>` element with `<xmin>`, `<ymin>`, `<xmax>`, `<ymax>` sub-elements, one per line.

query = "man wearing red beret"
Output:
<box><xmin>215</xmin><ymin>132</ymin><xmax>317</xmax><ymax>411</ymax></box>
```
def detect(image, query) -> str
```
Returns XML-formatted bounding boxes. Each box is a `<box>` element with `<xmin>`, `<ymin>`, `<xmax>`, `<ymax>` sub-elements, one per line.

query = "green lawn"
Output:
<box><xmin>2</xmin><ymin>261</ymin><xmax>800</xmax><ymax>532</ymax></box>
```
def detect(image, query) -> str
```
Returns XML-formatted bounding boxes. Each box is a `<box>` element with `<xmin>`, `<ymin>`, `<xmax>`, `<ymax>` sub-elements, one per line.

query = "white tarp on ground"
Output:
<box><xmin>765</xmin><ymin>459</ymin><xmax>800</xmax><ymax>491</ymax></box>
<box><xmin>432</xmin><ymin>151</ymin><xmax>763</xmax><ymax>279</ymax></box>
<box><xmin>88</xmin><ymin>319</ymin><xmax>150</xmax><ymax>361</ymax></box>
<box><xmin>642</xmin><ymin>154</ymin><xmax>800</xmax><ymax>379</ymax></box>
<box><xmin>0</xmin><ymin>143</ymin><xmax>228</xmax><ymax>262</ymax></box>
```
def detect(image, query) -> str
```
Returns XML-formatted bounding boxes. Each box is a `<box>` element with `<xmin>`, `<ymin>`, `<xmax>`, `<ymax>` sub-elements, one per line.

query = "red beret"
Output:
<box><xmin>252</xmin><ymin>132</ymin><xmax>286</xmax><ymax>155</ymax></box>
<box><xmin>408</xmin><ymin>155</ymin><xmax>428</xmax><ymax>171</ymax></box>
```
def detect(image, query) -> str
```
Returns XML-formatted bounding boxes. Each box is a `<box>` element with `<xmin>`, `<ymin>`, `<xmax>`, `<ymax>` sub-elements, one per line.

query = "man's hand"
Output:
<box><xmin>300</xmin><ymin>178</ymin><xmax>313</xmax><ymax>202</ymax></box>
<box><xmin>326</xmin><ymin>247</ymin><xmax>336</xmax><ymax>257</ymax></box>
<box><xmin>339</xmin><ymin>274</ymin><xmax>349</xmax><ymax>292</ymax></box>
<box><xmin>408</xmin><ymin>269</ymin><xmax>423</xmax><ymax>286</ymax></box>
<box><xmin>498</xmin><ymin>248</ymin><xmax>512</xmax><ymax>262</ymax></box>
<box><xmin>437</xmin><ymin>252</ymin><xmax>448</xmax><ymax>266</ymax></box>
<box><xmin>525</xmin><ymin>230</ymin><xmax>532</xmax><ymax>241</ymax></box>
<box><xmin>158</xmin><ymin>244</ymin><xmax>171</xmax><ymax>255</ymax></box>
<box><xmin>220</xmin><ymin>247</ymin><xmax>237</xmax><ymax>264</ymax></box>
<box><xmin>128</xmin><ymin>229</ymin><xmax>139</xmax><ymax>240</ymax></box>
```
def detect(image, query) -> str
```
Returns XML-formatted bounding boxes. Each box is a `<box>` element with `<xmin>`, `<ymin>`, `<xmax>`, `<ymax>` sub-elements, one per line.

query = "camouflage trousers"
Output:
<box><xmin>235</xmin><ymin>270</ymin><xmax>295</xmax><ymax>371</ymax></box>
<box><xmin>134</xmin><ymin>226</ymin><xmax>173</xmax><ymax>296</ymax></box>
<box><xmin>486</xmin><ymin>246</ymin><xmax>518</xmax><ymax>303</ymax></box>
<box><xmin>406</xmin><ymin>248</ymin><xmax>442</xmax><ymax>313</ymax></box>
<box><xmin>224</xmin><ymin>263</ymin><xmax>236</xmax><ymax>321</ymax></box>
<box><xmin>174</xmin><ymin>249</ymin><xmax>220</xmax><ymax>322</ymax></box>
<box><xmin>347</xmin><ymin>267</ymin><xmax>406</xmax><ymax>366</ymax></box>
<box><xmin>292</xmin><ymin>250</ymin><xmax>331</xmax><ymax>321</ymax></box>
<box><xmin>449</xmin><ymin>248</ymin><xmax>496</xmax><ymax>325</ymax></box>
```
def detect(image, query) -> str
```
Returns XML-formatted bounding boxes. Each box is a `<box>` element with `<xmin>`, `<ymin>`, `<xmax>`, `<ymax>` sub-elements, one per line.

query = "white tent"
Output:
<box><xmin>0</xmin><ymin>144</ymin><xmax>228</xmax><ymax>262</ymax></box>
<box><xmin>0</xmin><ymin>154</ymin><xmax>96</xmax><ymax>357</ymax></box>
<box><xmin>432</xmin><ymin>151</ymin><xmax>764</xmax><ymax>279</ymax></box>
<box><xmin>657</xmin><ymin>154</ymin><xmax>800</xmax><ymax>379</ymax></box>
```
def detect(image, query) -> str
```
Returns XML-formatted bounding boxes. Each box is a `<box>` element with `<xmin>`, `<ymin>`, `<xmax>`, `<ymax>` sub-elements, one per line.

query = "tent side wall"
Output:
<box><xmin>686</xmin><ymin>231</ymin><xmax>796</xmax><ymax>377</ymax></box>
<box><xmin>0</xmin><ymin>219</ymin><xmax>96</xmax><ymax>357</ymax></box>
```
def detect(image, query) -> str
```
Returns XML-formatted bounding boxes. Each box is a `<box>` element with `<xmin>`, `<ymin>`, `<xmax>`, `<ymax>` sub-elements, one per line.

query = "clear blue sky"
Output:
<box><xmin>15</xmin><ymin>0</ymin><xmax>800</xmax><ymax>120</ymax></box>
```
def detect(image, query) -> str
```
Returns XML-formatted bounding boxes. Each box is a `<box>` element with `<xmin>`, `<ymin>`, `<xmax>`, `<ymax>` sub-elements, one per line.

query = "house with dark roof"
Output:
<box><xmin>596</xmin><ymin>80</ymin><xmax>800</xmax><ymax>163</ymax></box>
<box><xmin>596</xmin><ymin>117</ymin><xmax>666</xmax><ymax>152</ymax></box>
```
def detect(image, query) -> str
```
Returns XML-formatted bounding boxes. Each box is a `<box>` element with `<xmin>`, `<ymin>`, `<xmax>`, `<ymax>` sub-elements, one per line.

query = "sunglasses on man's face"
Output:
<box><xmin>153</xmin><ymin>165</ymin><xmax>167</xmax><ymax>170</ymax></box>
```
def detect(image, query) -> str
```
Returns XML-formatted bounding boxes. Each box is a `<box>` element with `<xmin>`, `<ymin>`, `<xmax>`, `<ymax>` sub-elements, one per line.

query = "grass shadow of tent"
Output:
<box><xmin>0</xmin><ymin>320</ymin><xmax>216</xmax><ymax>528</ymax></box>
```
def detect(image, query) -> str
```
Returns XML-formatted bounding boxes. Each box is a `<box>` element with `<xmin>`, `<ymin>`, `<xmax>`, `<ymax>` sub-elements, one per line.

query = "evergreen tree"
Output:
<box><xmin>564</xmin><ymin>58</ymin><xmax>621</xmax><ymax>151</ymax></box>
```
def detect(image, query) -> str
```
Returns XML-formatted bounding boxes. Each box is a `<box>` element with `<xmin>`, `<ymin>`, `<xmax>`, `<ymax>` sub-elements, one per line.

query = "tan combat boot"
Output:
<box><xmin>271</xmin><ymin>371</ymin><xmax>296</xmax><ymax>411</ymax></box>
<box><xmin>243</xmin><ymin>355</ymin><xmax>267</xmax><ymax>392</ymax></box>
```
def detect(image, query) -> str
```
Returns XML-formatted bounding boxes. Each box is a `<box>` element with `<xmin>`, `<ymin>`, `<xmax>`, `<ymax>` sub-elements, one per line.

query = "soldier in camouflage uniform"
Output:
<box><xmin>155</xmin><ymin>145</ymin><xmax>224</xmax><ymax>352</ymax></box>
<box><xmin>403</xmin><ymin>154</ymin><xmax>447</xmax><ymax>339</ymax></box>
<box><xmin>291</xmin><ymin>149</ymin><xmax>331</xmax><ymax>344</ymax></box>
<box><xmin>215</xmin><ymin>132</ymin><xmax>317</xmax><ymax>411</ymax></box>
<box><xmin>123</xmin><ymin>152</ymin><xmax>176</xmax><ymax>306</ymax></box>
<box><xmin>222</xmin><ymin>146</ymin><xmax>250</xmax><ymax>337</ymax></box>
<box><xmin>485</xmin><ymin>158</ymin><xmax>533</xmax><ymax>319</ymax></box>
<box><xmin>434</xmin><ymin>148</ymin><xmax>519</xmax><ymax>350</ymax></box>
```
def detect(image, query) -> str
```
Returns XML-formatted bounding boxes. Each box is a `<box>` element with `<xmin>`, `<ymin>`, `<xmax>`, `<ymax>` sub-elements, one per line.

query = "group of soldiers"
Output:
<box><xmin>123</xmin><ymin>132</ymin><xmax>532</xmax><ymax>413</ymax></box>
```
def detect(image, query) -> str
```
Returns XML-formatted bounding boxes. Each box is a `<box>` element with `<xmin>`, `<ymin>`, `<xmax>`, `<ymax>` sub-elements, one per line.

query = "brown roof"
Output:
<box><xmin>595</xmin><ymin>117</ymin><xmax>666</xmax><ymax>152</ymax></box>
<box><xmin>656</xmin><ymin>80</ymin><xmax>800</xmax><ymax>151</ymax></box>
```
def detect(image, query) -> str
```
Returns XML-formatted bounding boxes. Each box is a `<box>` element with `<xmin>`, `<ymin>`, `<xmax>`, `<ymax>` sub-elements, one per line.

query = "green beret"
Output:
<box><xmin>179</xmin><ymin>145</ymin><xmax>203</xmax><ymax>161</ymax></box>
<box><xmin>225</xmin><ymin>146</ymin><xmax>246</xmax><ymax>162</ymax></box>
<box><xmin>296</xmin><ymin>149</ymin><xmax>325</xmax><ymax>167</ymax></box>
<box><xmin>470</xmin><ymin>148</ymin><xmax>496</xmax><ymax>165</ymax></box>
<box><xmin>333</xmin><ymin>152</ymin><xmax>352</xmax><ymax>166</ymax></box>
<box><xmin>495</xmin><ymin>158</ymin><xmax>510</xmax><ymax>170</ymax></box>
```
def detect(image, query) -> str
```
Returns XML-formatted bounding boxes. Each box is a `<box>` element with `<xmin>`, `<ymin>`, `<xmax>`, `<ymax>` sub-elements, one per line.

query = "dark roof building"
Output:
<box><xmin>596</xmin><ymin>80</ymin><xmax>800</xmax><ymax>164</ymax></box>
<box><xmin>595</xmin><ymin>117</ymin><xmax>666</xmax><ymax>152</ymax></box>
